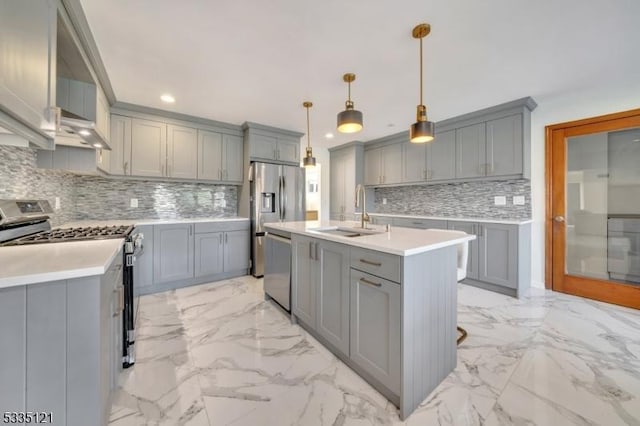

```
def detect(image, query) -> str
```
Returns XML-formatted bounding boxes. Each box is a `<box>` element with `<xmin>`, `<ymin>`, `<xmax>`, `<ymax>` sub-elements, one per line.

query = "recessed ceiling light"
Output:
<box><xmin>92</xmin><ymin>143</ymin><xmax>102</xmax><ymax>148</ymax></box>
<box><xmin>325</xmin><ymin>133</ymin><xmax>334</xmax><ymax>139</ymax></box>
<box><xmin>78</xmin><ymin>129</ymin><xmax>91</xmax><ymax>136</ymax></box>
<box><xmin>160</xmin><ymin>94</ymin><xmax>175</xmax><ymax>103</ymax></box>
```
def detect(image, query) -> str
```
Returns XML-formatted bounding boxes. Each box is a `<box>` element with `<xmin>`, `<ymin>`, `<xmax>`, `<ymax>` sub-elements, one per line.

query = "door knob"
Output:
<box><xmin>554</xmin><ymin>216</ymin><xmax>565</xmax><ymax>223</ymax></box>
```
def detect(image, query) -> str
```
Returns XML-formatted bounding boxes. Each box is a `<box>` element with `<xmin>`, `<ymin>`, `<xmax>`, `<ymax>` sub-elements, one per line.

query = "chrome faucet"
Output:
<box><xmin>355</xmin><ymin>184</ymin><xmax>370</xmax><ymax>229</ymax></box>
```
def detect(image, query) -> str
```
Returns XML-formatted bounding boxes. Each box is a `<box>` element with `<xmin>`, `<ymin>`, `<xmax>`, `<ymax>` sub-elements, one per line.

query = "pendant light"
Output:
<box><xmin>410</xmin><ymin>23</ymin><xmax>435</xmax><ymax>143</ymax></box>
<box><xmin>302</xmin><ymin>101</ymin><xmax>317</xmax><ymax>168</ymax></box>
<box><xmin>337</xmin><ymin>73</ymin><xmax>363</xmax><ymax>133</ymax></box>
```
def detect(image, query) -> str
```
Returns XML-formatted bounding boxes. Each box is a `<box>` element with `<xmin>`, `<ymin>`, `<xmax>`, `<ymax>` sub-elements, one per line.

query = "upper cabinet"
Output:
<box><xmin>243</xmin><ymin>122</ymin><xmax>303</xmax><ymax>165</ymax></box>
<box><xmin>103</xmin><ymin>109</ymin><xmax>244</xmax><ymax>183</ymax></box>
<box><xmin>0</xmin><ymin>0</ymin><xmax>57</xmax><ymax>148</ymax></box>
<box><xmin>329</xmin><ymin>143</ymin><xmax>364</xmax><ymax>221</ymax></box>
<box><xmin>360</xmin><ymin>97</ymin><xmax>536</xmax><ymax>187</ymax></box>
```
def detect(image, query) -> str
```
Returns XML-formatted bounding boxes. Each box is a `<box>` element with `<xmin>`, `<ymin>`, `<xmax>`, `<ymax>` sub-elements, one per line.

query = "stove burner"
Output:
<box><xmin>2</xmin><ymin>225</ymin><xmax>134</xmax><ymax>246</ymax></box>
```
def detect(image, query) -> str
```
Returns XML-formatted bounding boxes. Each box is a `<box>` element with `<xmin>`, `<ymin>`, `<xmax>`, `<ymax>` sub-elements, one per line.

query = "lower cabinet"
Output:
<box><xmin>153</xmin><ymin>224</ymin><xmax>195</xmax><ymax>284</ymax></box>
<box><xmin>447</xmin><ymin>221</ymin><xmax>479</xmax><ymax>280</ymax></box>
<box><xmin>349</xmin><ymin>268</ymin><xmax>401</xmax><ymax>395</ymax></box>
<box><xmin>291</xmin><ymin>235</ymin><xmax>401</xmax><ymax>391</ymax></box>
<box><xmin>140</xmin><ymin>221</ymin><xmax>249</xmax><ymax>295</ymax></box>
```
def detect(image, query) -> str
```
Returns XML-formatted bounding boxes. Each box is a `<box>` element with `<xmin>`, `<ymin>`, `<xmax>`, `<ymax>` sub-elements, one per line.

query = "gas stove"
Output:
<box><xmin>3</xmin><ymin>225</ymin><xmax>134</xmax><ymax>246</ymax></box>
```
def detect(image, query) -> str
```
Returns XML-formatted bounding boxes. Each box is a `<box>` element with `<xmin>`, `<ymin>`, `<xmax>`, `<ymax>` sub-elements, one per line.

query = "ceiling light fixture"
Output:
<box><xmin>92</xmin><ymin>143</ymin><xmax>102</xmax><ymax>148</ymax></box>
<box><xmin>410</xmin><ymin>23</ymin><xmax>435</xmax><ymax>143</ymax></box>
<box><xmin>160</xmin><ymin>94</ymin><xmax>175</xmax><ymax>103</ymax></box>
<box><xmin>325</xmin><ymin>132</ymin><xmax>334</xmax><ymax>139</ymax></box>
<box><xmin>302</xmin><ymin>101</ymin><xmax>317</xmax><ymax>168</ymax></box>
<box><xmin>78</xmin><ymin>129</ymin><xmax>91</xmax><ymax>136</ymax></box>
<box><xmin>337</xmin><ymin>73</ymin><xmax>363</xmax><ymax>133</ymax></box>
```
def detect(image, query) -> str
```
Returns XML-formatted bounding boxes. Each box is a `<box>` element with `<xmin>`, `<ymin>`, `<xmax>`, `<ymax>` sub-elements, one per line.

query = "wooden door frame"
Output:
<box><xmin>545</xmin><ymin>108</ymin><xmax>640</xmax><ymax>307</ymax></box>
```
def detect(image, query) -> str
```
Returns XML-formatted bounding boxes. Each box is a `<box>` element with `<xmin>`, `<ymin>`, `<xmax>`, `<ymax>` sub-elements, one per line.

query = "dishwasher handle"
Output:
<box><xmin>266</xmin><ymin>233</ymin><xmax>291</xmax><ymax>245</ymax></box>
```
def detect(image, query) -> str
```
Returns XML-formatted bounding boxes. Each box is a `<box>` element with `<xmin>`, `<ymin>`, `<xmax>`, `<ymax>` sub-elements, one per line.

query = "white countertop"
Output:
<box><xmin>0</xmin><ymin>239</ymin><xmax>123</xmax><ymax>289</ymax></box>
<box><xmin>264</xmin><ymin>220</ymin><xmax>475</xmax><ymax>256</ymax></box>
<box><xmin>368</xmin><ymin>213</ymin><xmax>532</xmax><ymax>225</ymax></box>
<box><xmin>59</xmin><ymin>217</ymin><xmax>249</xmax><ymax>228</ymax></box>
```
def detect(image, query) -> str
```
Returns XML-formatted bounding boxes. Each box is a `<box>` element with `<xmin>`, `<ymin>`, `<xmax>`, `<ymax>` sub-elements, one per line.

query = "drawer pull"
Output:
<box><xmin>359</xmin><ymin>258</ymin><xmax>382</xmax><ymax>267</ymax></box>
<box><xmin>359</xmin><ymin>277</ymin><xmax>382</xmax><ymax>287</ymax></box>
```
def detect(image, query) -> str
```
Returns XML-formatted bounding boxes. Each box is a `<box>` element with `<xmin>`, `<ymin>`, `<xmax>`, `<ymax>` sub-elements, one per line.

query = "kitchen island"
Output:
<box><xmin>264</xmin><ymin>220</ymin><xmax>475</xmax><ymax>420</ymax></box>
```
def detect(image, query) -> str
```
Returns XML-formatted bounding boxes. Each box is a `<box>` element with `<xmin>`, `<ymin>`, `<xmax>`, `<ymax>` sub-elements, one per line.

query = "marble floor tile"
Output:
<box><xmin>110</xmin><ymin>277</ymin><xmax>640</xmax><ymax>426</ymax></box>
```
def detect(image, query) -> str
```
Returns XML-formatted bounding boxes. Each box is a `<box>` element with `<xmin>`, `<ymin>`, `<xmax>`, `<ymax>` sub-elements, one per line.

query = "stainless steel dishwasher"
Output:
<box><xmin>264</xmin><ymin>231</ymin><xmax>292</xmax><ymax>311</ymax></box>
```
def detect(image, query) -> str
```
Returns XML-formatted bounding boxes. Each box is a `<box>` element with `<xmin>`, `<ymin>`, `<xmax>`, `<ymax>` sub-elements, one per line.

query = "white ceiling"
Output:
<box><xmin>79</xmin><ymin>0</ymin><xmax>640</xmax><ymax>148</ymax></box>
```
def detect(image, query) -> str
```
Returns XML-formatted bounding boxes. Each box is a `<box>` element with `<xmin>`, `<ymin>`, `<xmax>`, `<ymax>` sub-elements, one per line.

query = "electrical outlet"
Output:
<box><xmin>130</xmin><ymin>198</ymin><xmax>138</xmax><ymax>208</ymax></box>
<box><xmin>221</xmin><ymin>199</ymin><xmax>226</xmax><ymax>208</ymax></box>
<box><xmin>494</xmin><ymin>196</ymin><xmax>507</xmax><ymax>206</ymax></box>
<box><xmin>383</xmin><ymin>198</ymin><xmax>387</xmax><ymax>205</ymax></box>
<box><xmin>513</xmin><ymin>196</ymin><xmax>526</xmax><ymax>205</ymax></box>
<box><xmin>55</xmin><ymin>197</ymin><xmax>60</xmax><ymax>210</ymax></box>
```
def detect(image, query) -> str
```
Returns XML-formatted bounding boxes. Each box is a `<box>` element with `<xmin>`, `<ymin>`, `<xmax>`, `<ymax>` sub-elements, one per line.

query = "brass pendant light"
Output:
<box><xmin>410</xmin><ymin>23</ymin><xmax>435</xmax><ymax>143</ymax></box>
<box><xmin>302</xmin><ymin>101</ymin><xmax>317</xmax><ymax>168</ymax></box>
<box><xmin>337</xmin><ymin>73</ymin><xmax>363</xmax><ymax>133</ymax></box>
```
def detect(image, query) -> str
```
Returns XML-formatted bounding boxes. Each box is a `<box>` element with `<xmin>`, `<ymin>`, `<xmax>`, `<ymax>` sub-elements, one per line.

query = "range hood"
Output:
<box><xmin>55</xmin><ymin>77</ymin><xmax>111</xmax><ymax>150</ymax></box>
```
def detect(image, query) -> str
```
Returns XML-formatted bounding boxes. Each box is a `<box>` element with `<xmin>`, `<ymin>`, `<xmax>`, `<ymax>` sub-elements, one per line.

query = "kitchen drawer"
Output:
<box><xmin>194</xmin><ymin>220</ymin><xmax>249</xmax><ymax>234</ymax></box>
<box><xmin>393</xmin><ymin>217</ymin><xmax>447</xmax><ymax>230</ymax></box>
<box><xmin>350</xmin><ymin>247</ymin><xmax>401</xmax><ymax>283</ymax></box>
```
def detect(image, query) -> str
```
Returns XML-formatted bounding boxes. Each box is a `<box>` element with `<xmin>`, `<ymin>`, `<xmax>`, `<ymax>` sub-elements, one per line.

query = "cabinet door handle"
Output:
<box><xmin>360</xmin><ymin>258</ymin><xmax>382</xmax><ymax>267</ymax></box>
<box><xmin>309</xmin><ymin>242</ymin><xmax>314</xmax><ymax>260</ymax></box>
<box><xmin>359</xmin><ymin>277</ymin><xmax>382</xmax><ymax>287</ymax></box>
<box><xmin>315</xmin><ymin>242</ymin><xmax>319</xmax><ymax>260</ymax></box>
<box><xmin>478</xmin><ymin>225</ymin><xmax>483</xmax><ymax>237</ymax></box>
<box><xmin>123</xmin><ymin>161</ymin><xmax>128</xmax><ymax>175</ymax></box>
<box><xmin>225</xmin><ymin>233</ymin><xmax>228</xmax><ymax>243</ymax></box>
<box><xmin>189</xmin><ymin>225</ymin><xmax>192</xmax><ymax>236</ymax></box>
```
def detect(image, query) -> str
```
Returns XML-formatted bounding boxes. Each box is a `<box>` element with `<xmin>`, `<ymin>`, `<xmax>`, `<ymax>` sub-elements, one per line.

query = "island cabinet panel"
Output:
<box><xmin>292</xmin><ymin>235</ymin><xmax>317</xmax><ymax>327</ymax></box>
<box><xmin>153</xmin><ymin>223</ymin><xmax>195</xmax><ymax>284</ymax></box>
<box><xmin>0</xmin><ymin>286</ymin><xmax>26</xmax><ymax>418</ymax></box>
<box><xmin>316</xmin><ymin>240</ymin><xmax>351</xmax><ymax>356</ymax></box>
<box><xmin>400</xmin><ymin>245</ymin><xmax>458</xmax><ymax>419</ymax></box>
<box><xmin>26</xmin><ymin>281</ymin><xmax>67</xmax><ymax>424</ymax></box>
<box><xmin>350</xmin><ymin>269</ymin><xmax>401</xmax><ymax>395</ymax></box>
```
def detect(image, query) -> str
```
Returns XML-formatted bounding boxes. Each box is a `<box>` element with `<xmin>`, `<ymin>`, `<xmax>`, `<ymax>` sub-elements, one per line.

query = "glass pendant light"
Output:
<box><xmin>302</xmin><ymin>101</ymin><xmax>316</xmax><ymax>168</ymax></box>
<box><xmin>410</xmin><ymin>23</ymin><xmax>435</xmax><ymax>143</ymax></box>
<box><xmin>337</xmin><ymin>73</ymin><xmax>363</xmax><ymax>133</ymax></box>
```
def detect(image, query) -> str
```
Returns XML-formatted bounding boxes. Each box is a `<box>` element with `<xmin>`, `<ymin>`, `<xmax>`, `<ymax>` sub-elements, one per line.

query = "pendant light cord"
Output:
<box><xmin>306</xmin><ymin>106</ymin><xmax>311</xmax><ymax>148</ymax></box>
<box><xmin>348</xmin><ymin>80</ymin><xmax>351</xmax><ymax>103</ymax></box>
<box><xmin>419</xmin><ymin>36</ymin><xmax>423</xmax><ymax>106</ymax></box>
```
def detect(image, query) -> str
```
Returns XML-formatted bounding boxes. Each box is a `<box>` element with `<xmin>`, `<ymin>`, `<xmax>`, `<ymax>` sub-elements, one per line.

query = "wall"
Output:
<box><xmin>373</xmin><ymin>179</ymin><xmax>530</xmax><ymax>219</ymax></box>
<box><xmin>529</xmin><ymin>80</ymin><xmax>640</xmax><ymax>288</ymax></box>
<box><xmin>0</xmin><ymin>146</ymin><xmax>238</xmax><ymax>226</ymax></box>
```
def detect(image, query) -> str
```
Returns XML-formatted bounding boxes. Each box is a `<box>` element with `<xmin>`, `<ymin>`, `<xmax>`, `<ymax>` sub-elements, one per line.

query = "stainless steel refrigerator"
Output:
<box><xmin>249</xmin><ymin>162</ymin><xmax>305</xmax><ymax>277</ymax></box>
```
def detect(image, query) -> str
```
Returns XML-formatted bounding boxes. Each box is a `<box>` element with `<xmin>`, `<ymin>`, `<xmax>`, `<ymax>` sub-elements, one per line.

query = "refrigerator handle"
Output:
<box><xmin>278</xmin><ymin>175</ymin><xmax>284</xmax><ymax>221</ymax></box>
<box><xmin>248</xmin><ymin>162</ymin><xmax>255</xmax><ymax>182</ymax></box>
<box><xmin>281</xmin><ymin>175</ymin><xmax>286</xmax><ymax>220</ymax></box>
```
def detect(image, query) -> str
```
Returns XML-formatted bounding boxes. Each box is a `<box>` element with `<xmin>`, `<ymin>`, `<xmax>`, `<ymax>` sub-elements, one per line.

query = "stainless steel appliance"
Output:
<box><xmin>264</xmin><ymin>231</ymin><xmax>292</xmax><ymax>311</ymax></box>
<box><xmin>608</xmin><ymin>216</ymin><xmax>640</xmax><ymax>284</ymax></box>
<box><xmin>249</xmin><ymin>162</ymin><xmax>305</xmax><ymax>277</ymax></box>
<box><xmin>0</xmin><ymin>199</ymin><xmax>143</xmax><ymax>367</ymax></box>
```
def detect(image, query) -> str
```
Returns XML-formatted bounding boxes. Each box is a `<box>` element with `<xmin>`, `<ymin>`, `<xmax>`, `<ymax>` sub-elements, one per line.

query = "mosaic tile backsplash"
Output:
<box><xmin>0</xmin><ymin>146</ymin><xmax>238</xmax><ymax>226</ymax></box>
<box><xmin>374</xmin><ymin>179</ymin><xmax>531</xmax><ymax>219</ymax></box>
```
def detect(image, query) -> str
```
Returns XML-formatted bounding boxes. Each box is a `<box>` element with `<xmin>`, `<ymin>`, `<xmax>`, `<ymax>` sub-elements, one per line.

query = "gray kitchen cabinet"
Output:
<box><xmin>456</xmin><ymin>122</ymin><xmax>486</xmax><ymax>179</ymax></box>
<box><xmin>365</xmin><ymin>144</ymin><xmax>403</xmax><ymax>185</ymax></box>
<box><xmin>195</xmin><ymin>232</ymin><xmax>224</xmax><ymax>277</ymax></box>
<box><xmin>0</xmin><ymin>0</ymin><xmax>57</xmax><ymax>145</ymax></box>
<box><xmin>153</xmin><ymin>223</ymin><xmax>194</xmax><ymax>284</ymax></box>
<box><xmin>350</xmin><ymin>268</ymin><xmax>401</xmax><ymax>395</ymax></box>
<box><xmin>316</xmin><ymin>240</ymin><xmax>351</xmax><ymax>356</ymax></box>
<box><xmin>402</xmin><ymin>141</ymin><xmax>427</xmax><ymax>183</ymax></box>
<box><xmin>447</xmin><ymin>221</ymin><xmax>479</xmax><ymax>280</ymax></box>
<box><xmin>427</xmin><ymin>129</ymin><xmax>456</xmax><ymax>181</ymax></box>
<box><xmin>197</xmin><ymin>130</ymin><xmax>223</xmax><ymax>180</ymax></box>
<box><xmin>486</xmin><ymin>114</ymin><xmax>523</xmax><ymax>177</ymax></box>
<box><xmin>292</xmin><ymin>235</ymin><xmax>317</xmax><ymax>327</ymax></box>
<box><xmin>37</xmin><ymin>145</ymin><xmax>97</xmax><ymax>173</ymax></box>
<box><xmin>95</xmin><ymin>85</ymin><xmax>110</xmax><ymax>142</ymax></box>
<box><xmin>244</xmin><ymin>122</ymin><xmax>303</xmax><ymax>165</ymax></box>
<box><xmin>56</xmin><ymin>77</ymin><xmax>97</xmax><ymax>121</ymax></box>
<box><xmin>133</xmin><ymin>225</ymin><xmax>154</xmax><ymax>295</ymax></box>
<box><xmin>223</xmin><ymin>229</ymin><xmax>250</xmax><ymax>272</ymax></box>
<box><xmin>0</xmin><ymin>251</ymin><xmax>123</xmax><ymax>426</ymax></box>
<box><xmin>330</xmin><ymin>143</ymin><xmax>363</xmax><ymax>221</ymax></box>
<box><xmin>478</xmin><ymin>222</ymin><xmax>518</xmax><ymax>289</ymax></box>
<box><xmin>197</xmin><ymin>131</ymin><xmax>244</xmax><ymax>182</ymax></box>
<box><xmin>393</xmin><ymin>217</ymin><xmax>447</xmax><ymax>230</ymax></box>
<box><xmin>167</xmin><ymin>124</ymin><xmax>198</xmax><ymax>179</ymax></box>
<box><xmin>101</xmin><ymin>114</ymin><xmax>132</xmax><ymax>175</ymax></box>
<box><xmin>131</xmin><ymin>118</ymin><xmax>167</xmax><ymax>177</ymax></box>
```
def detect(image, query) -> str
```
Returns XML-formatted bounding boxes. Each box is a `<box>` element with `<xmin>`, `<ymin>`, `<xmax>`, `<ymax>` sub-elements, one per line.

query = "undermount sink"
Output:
<box><xmin>310</xmin><ymin>226</ymin><xmax>384</xmax><ymax>238</ymax></box>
